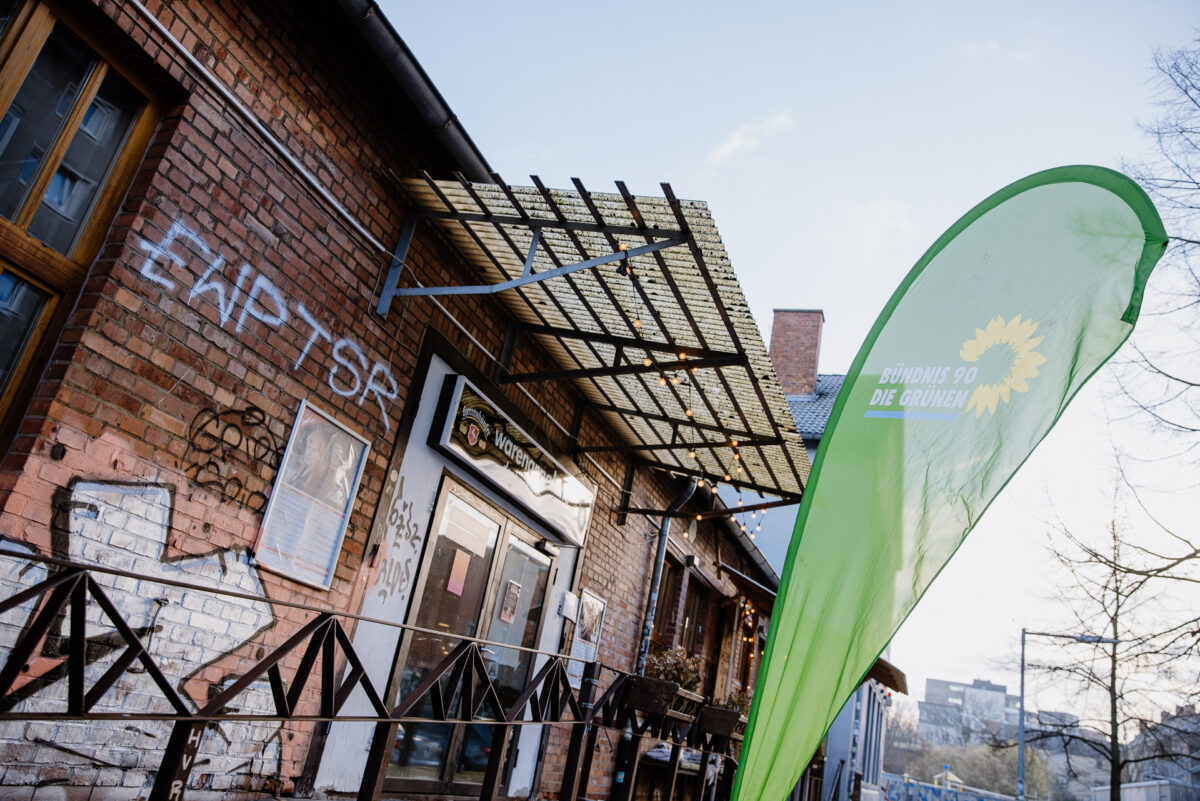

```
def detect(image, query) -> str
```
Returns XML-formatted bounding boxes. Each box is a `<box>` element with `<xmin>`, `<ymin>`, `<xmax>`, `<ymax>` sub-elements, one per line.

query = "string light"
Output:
<box><xmin>685</xmin><ymin>408</ymin><xmax>693</xmax><ymax>417</ymax></box>
<box><xmin>710</xmin><ymin>483</ymin><xmax>718</xmax><ymax>494</ymax></box>
<box><xmin>697</xmin><ymin>478</ymin><xmax>705</xmax><ymax>487</ymax></box>
<box><xmin>678</xmin><ymin>352</ymin><xmax>687</xmax><ymax>360</ymax></box>
<box><xmin>633</xmin><ymin>319</ymin><xmax>642</xmax><ymax>328</ymax></box>
<box><xmin>659</xmin><ymin>376</ymin><xmax>667</xmax><ymax>386</ymax></box>
<box><xmin>724</xmin><ymin>473</ymin><xmax>732</xmax><ymax>481</ymax></box>
<box><xmin>736</xmin><ymin>466</ymin><xmax>743</xmax><ymax>474</ymax></box>
<box><xmin>733</xmin><ymin>452</ymin><xmax>740</xmax><ymax>461</ymax></box>
<box><xmin>643</xmin><ymin>357</ymin><xmax>652</xmax><ymax>367</ymax></box>
<box><xmin>671</xmin><ymin>375</ymin><xmax>679</xmax><ymax>385</ymax></box>
<box><xmin>688</xmin><ymin>448</ymin><xmax>697</xmax><ymax>459</ymax></box>
<box><xmin>731</xmin><ymin>440</ymin><xmax>739</xmax><ymax>448</ymax></box>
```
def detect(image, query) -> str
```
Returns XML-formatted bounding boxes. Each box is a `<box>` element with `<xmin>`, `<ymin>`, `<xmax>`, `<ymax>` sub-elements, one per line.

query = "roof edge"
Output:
<box><xmin>337</xmin><ymin>0</ymin><xmax>493</xmax><ymax>183</ymax></box>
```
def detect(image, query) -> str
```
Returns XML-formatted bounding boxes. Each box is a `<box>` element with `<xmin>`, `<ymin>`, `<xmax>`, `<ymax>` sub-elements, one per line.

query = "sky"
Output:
<box><xmin>381</xmin><ymin>2</ymin><xmax>1200</xmax><ymax>719</ymax></box>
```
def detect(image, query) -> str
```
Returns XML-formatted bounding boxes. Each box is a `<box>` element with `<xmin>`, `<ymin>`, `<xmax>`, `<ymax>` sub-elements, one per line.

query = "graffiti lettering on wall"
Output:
<box><xmin>137</xmin><ymin>220</ymin><xmax>400</xmax><ymax>430</ymax></box>
<box><xmin>882</xmin><ymin>773</ymin><xmax>1014</xmax><ymax>801</ymax></box>
<box><xmin>0</xmin><ymin>480</ymin><xmax>283</xmax><ymax>793</ymax></box>
<box><xmin>371</xmin><ymin>471</ymin><xmax>425</xmax><ymax>602</ymax></box>
<box><xmin>184</xmin><ymin>405</ymin><xmax>286</xmax><ymax>512</ymax></box>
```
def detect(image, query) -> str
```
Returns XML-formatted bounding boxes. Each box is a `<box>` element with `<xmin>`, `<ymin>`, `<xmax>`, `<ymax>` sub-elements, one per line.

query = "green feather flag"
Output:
<box><xmin>734</xmin><ymin>166</ymin><xmax>1167</xmax><ymax>801</ymax></box>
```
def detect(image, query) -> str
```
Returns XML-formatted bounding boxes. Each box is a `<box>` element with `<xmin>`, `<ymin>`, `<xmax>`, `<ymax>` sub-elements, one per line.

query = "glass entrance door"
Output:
<box><xmin>454</xmin><ymin>533</ymin><xmax>550</xmax><ymax>783</ymax></box>
<box><xmin>386</xmin><ymin>477</ymin><xmax>555</xmax><ymax>793</ymax></box>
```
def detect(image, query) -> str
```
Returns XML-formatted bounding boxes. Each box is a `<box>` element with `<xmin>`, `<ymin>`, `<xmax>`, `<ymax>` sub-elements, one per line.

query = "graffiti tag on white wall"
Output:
<box><xmin>0</xmin><ymin>482</ymin><xmax>281</xmax><ymax>792</ymax></box>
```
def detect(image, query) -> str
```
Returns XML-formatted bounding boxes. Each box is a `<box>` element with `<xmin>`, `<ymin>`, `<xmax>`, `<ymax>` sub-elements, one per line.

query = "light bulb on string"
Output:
<box><xmin>724</xmin><ymin>473</ymin><xmax>732</xmax><ymax>481</ymax></box>
<box><xmin>643</xmin><ymin>357</ymin><xmax>652</xmax><ymax>367</ymax></box>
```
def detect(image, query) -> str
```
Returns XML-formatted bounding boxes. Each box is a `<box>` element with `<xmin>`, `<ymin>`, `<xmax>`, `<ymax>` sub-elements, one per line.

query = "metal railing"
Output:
<box><xmin>0</xmin><ymin>547</ymin><xmax>743</xmax><ymax>801</ymax></box>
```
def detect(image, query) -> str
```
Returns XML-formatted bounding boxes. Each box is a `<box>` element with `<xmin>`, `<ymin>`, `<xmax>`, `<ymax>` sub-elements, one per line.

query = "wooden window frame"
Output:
<box><xmin>0</xmin><ymin>0</ymin><xmax>162</xmax><ymax>447</ymax></box>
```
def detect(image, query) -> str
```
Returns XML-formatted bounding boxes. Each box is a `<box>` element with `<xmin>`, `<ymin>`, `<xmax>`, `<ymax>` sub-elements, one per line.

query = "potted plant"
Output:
<box><xmin>627</xmin><ymin>648</ymin><xmax>706</xmax><ymax>721</ymax></box>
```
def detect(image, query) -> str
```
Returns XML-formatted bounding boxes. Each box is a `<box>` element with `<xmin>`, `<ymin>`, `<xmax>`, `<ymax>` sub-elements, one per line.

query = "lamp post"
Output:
<box><xmin>1017</xmin><ymin>628</ymin><xmax>1120</xmax><ymax>801</ymax></box>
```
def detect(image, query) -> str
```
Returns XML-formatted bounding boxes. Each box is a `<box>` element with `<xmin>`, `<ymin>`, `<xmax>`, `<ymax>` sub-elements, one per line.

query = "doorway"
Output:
<box><xmin>385</xmin><ymin>476</ymin><xmax>555</xmax><ymax>795</ymax></box>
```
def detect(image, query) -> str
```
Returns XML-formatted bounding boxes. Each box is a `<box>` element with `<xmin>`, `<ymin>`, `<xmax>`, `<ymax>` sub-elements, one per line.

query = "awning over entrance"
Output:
<box><xmin>381</xmin><ymin>174</ymin><xmax>810</xmax><ymax>510</ymax></box>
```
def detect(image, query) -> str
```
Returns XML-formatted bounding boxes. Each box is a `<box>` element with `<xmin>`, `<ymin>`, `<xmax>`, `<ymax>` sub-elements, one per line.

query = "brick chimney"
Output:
<box><xmin>770</xmin><ymin>309</ymin><xmax>824</xmax><ymax>396</ymax></box>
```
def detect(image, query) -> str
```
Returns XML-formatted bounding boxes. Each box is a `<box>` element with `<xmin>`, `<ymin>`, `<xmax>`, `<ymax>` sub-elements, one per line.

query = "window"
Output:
<box><xmin>648</xmin><ymin>559</ymin><xmax>679</xmax><ymax>656</ymax></box>
<box><xmin>0</xmin><ymin>1</ymin><xmax>159</xmax><ymax>442</ymax></box>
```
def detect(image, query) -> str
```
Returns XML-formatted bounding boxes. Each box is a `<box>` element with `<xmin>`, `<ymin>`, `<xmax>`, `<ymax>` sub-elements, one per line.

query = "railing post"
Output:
<box><xmin>480</xmin><ymin>723</ymin><xmax>513</xmax><ymax>801</ymax></box>
<box><xmin>148</xmin><ymin>720</ymin><xmax>206</xmax><ymax>801</ymax></box>
<box><xmin>560</xmin><ymin>661</ymin><xmax>599</xmax><ymax>801</ymax></box>
<box><xmin>357</xmin><ymin>721</ymin><xmax>399</xmax><ymax>801</ymax></box>
<box><xmin>693</xmin><ymin>744</ymin><xmax>714</xmax><ymax>801</ymax></box>
<box><xmin>716</xmin><ymin>754</ymin><xmax>738</xmax><ymax>801</ymax></box>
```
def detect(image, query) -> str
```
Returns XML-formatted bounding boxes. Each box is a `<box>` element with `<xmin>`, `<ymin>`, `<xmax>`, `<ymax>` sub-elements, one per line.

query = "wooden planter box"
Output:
<box><xmin>696</xmin><ymin>706</ymin><xmax>747</xmax><ymax>740</ymax></box>
<box><xmin>626</xmin><ymin>676</ymin><xmax>705</xmax><ymax>724</ymax></box>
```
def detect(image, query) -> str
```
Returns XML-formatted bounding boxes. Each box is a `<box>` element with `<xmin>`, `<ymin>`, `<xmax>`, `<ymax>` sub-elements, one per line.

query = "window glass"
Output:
<box><xmin>0</xmin><ymin>266</ymin><xmax>48</xmax><ymax>396</ymax></box>
<box><xmin>0</xmin><ymin>0</ymin><xmax>20</xmax><ymax>39</ymax></box>
<box><xmin>648</xmin><ymin>560</ymin><xmax>677</xmax><ymax>655</ymax></box>
<box><xmin>29</xmin><ymin>68</ymin><xmax>142</xmax><ymax>252</ymax></box>
<box><xmin>0</xmin><ymin>25</ymin><xmax>95</xmax><ymax>221</ymax></box>
<box><xmin>680</xmin><ymin>583</ymin><xmax>709</xmax><ymax>653</ymax></box>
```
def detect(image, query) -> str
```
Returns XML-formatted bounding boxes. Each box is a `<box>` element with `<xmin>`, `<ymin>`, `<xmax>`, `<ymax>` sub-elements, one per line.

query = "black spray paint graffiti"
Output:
<box><xmin>372</xmin><ymin>474</ymin><xmax>425</xmax><ymax>602</ymax></box>
<box><xmin>184</xmin><ymin>405</ymin><xmax>285</xmax><ymax>513</ymax></box>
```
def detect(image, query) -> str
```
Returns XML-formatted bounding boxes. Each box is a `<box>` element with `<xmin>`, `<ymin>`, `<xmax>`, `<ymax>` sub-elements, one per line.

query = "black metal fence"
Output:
<box><xmin>0</xmin><ymin>547</ymin><xmax>744</xmax><ymax>801</ymax></box>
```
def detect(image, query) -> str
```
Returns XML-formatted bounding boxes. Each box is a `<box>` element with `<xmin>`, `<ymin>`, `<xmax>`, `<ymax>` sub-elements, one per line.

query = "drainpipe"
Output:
<box><xmin>635</xmin><ymin>478</ymin><xmax>697</xmax><ymax>675</ymax></box>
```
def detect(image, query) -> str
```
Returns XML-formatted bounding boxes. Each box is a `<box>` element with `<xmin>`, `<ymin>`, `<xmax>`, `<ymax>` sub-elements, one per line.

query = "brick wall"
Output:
<box><xmin>0</xmin><ymin>1</ymin><xmax>775</xmax><ymax>797</ymax></box>
<box><xmin>770</xmin><ymin>309</ymin><xmax>825</xmax><ymax>396</ymax></box>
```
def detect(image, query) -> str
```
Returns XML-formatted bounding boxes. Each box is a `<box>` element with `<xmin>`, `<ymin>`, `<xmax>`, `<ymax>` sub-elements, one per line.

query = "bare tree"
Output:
<box><xmin>1029</xmin><ymin>516</ymin><xmax>1200</xmax><ymax>801</ymax></box>
<box><xmin>1119</xmin><ymin>35</ymin><xmax>1200</xmax><ymax>449</ymax></box>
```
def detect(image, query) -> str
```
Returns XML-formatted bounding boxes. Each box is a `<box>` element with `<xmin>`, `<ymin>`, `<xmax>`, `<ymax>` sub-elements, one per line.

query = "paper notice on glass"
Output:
<box><xmin>447</xmin><ymin>548</ymin><xmax>470</xmax><ymax>596</ymax></box>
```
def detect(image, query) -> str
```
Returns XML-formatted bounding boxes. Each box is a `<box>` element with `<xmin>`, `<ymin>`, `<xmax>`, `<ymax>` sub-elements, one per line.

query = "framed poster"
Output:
<box><xmin>566</xmin><ymin>588</ymin><xmax>607</xmax><ymax>688</ymax></box>
<box><xmin>256</xmin><ymin>400</ymin><xmax>370</xmax><ymax>589</ymax></box>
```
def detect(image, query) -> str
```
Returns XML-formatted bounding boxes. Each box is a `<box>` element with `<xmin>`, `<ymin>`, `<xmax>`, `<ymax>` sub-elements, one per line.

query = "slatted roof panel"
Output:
<box><xmin>399</xmin><ymin>174</ymin><xmax>810</xmax><ymax>501</ymax></box>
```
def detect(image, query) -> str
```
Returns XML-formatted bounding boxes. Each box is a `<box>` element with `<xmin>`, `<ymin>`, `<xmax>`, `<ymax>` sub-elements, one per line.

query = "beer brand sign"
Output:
<box><xmin>432</xmin><ymin>375</ymin><xmax>595</xmax><ymax>545</ymax></box>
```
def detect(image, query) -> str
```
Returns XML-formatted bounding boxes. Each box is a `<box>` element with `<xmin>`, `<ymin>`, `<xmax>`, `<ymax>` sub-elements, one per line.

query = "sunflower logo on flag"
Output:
<box><xmin>959</xmin><ymin>314</ymin><xmax>1046</xmax><ymax>417</ymax></box>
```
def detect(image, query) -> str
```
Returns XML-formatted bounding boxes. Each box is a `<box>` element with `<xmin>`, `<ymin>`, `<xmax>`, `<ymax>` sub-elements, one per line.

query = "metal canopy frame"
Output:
<box><xmin>383</xmin><ymin>172</ymin><xmax>809</xmax><ymax>509</ymax></box>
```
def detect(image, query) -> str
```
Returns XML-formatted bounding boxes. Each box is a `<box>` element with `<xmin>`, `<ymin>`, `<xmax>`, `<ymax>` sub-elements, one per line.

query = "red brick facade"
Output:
<box><xmin>0</xmin><ymin>1</ymin><xmax>773</xmax><ymax>798</ymax></box>
<box><xmin>769</xmin><ymin>309</ymin><xmax>824</xmax><ymax>396</ymax></box>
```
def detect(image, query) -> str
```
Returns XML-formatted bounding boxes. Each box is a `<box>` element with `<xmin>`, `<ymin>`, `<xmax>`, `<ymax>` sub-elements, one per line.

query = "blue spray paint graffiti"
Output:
<box><xmin>882</xmin><ymin>773</ymin><xmax>1014</xmax><ymax>801</ymax></box>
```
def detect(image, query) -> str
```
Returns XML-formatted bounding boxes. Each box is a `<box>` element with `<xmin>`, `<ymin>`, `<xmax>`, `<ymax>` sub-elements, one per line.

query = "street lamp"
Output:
<box><xmin>1017</xmin><ymin>628</ymin><xmax>1119</xmax><ymax>801</ymax></box>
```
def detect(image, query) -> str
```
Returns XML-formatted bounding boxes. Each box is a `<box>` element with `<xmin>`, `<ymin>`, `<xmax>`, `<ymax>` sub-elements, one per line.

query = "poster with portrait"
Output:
<box><xmin>565</xmin><ymin>588</ymin><xmax>607</xmax><ymax>688</ymax></box>
<box><xmin>256</xmin><ymin>400</ymin><xmax>370</xmax><ymax>589</ymax></box>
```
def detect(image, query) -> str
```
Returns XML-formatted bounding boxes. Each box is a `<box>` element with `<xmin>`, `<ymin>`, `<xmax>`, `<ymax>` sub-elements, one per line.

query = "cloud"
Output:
<box><xmin>957</xmin><ymin>38</ymin><xmax>1037</xmax><ymax>65</ymax></box>
<box><xmin>706</xmin><ymin>112</ymin><xmax>794</xmax><ymax>166</ymax></box>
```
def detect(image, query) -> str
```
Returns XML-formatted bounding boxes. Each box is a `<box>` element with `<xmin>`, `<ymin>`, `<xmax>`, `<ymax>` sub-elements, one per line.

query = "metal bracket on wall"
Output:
<box><xmin>375</xmin><ymin>208</ymin><xmax>685</xmax><ymax>313</ymax></box>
